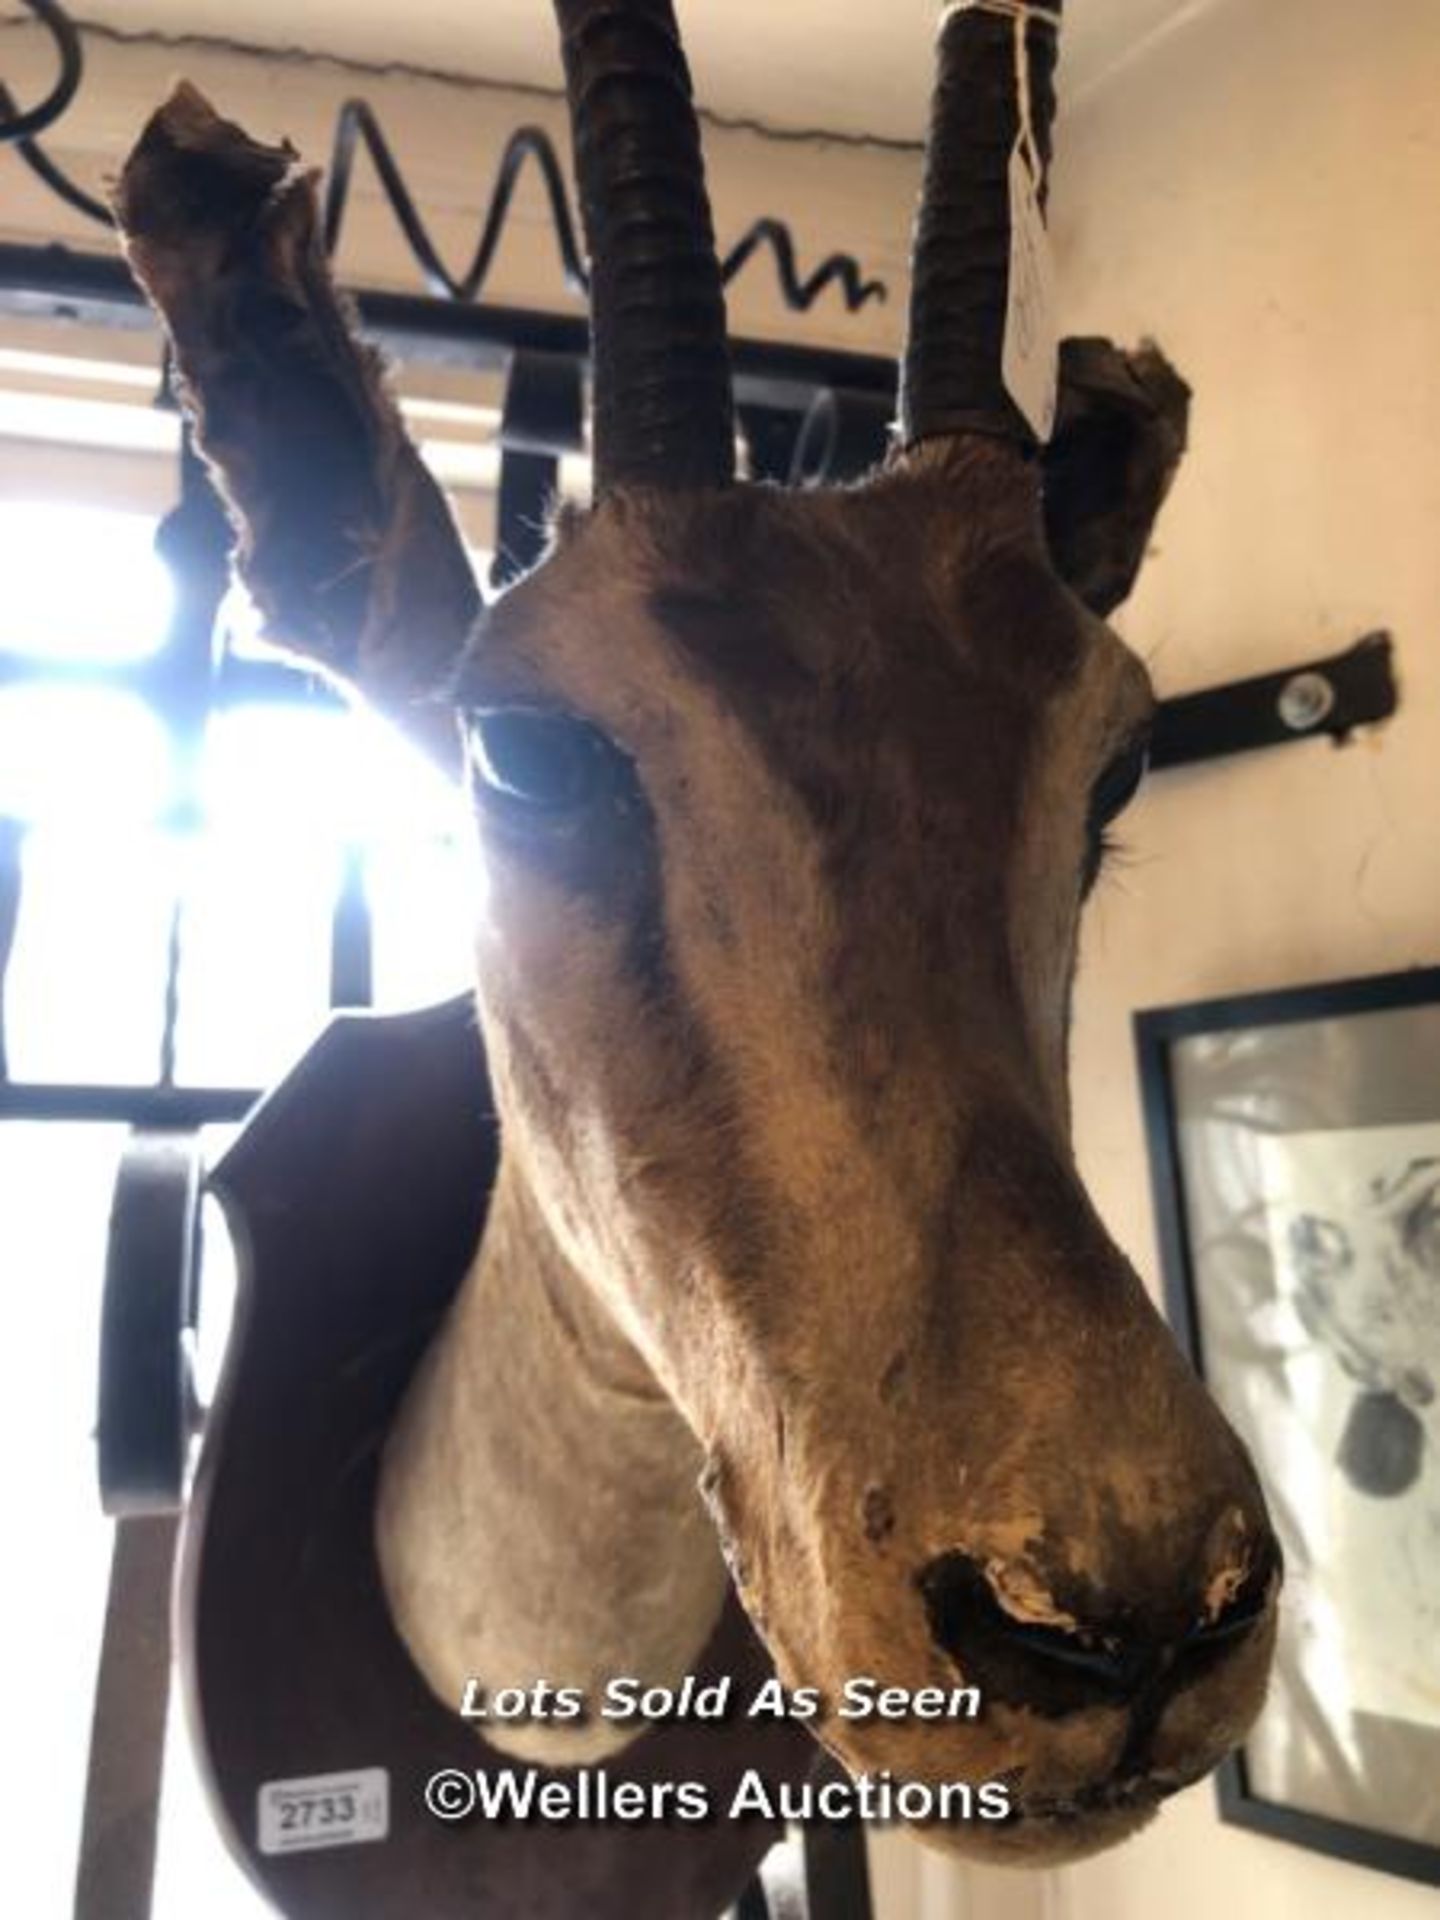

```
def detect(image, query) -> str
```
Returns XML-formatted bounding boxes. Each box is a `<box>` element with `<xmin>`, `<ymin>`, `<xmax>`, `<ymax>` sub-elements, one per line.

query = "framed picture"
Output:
<box><xmin>1135</xmin><ymin>966</ymin><xmax>1440</xmax><ymax>1888</ymax></box>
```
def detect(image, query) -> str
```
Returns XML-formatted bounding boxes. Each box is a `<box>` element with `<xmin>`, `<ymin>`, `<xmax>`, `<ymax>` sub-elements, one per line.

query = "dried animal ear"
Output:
<box><xmin>113</xmin><ymin>84</ymin><xmax>479</xmax><ymax>772</ymax></box>
<box><xmin>1042</xmin><ymin>337</ymin><xmax>1191</xmax><ymax>618</ymax></box>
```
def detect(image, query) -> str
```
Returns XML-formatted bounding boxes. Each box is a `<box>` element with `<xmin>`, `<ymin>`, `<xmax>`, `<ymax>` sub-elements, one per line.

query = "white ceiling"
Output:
<box><xmin>70</xmin><ymin>0</ymin><xmax>1205</xmax><ymax>142</ymax></box>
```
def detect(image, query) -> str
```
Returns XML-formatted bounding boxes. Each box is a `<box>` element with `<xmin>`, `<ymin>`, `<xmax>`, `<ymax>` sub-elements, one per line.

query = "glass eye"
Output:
<box><xmin>1082</xmin><ymin>735</ymin><xmax>1149</xmax><ymax>894</ymax></box>
<box><xmin>463</xmin><ymin>708</ymin><xmax>618</xmax><ymax>814</ymax></box>
<box><xmin>1088</xmin><ymin>737</ymin><xmax>1149</xmax><ymax>834</ymax></box>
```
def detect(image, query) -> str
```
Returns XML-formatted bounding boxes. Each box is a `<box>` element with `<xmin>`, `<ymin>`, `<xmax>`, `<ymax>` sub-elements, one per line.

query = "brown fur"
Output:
<box><xmin>421</xmin><ymin>447</ymin><xmax>1278</xmax><ymax>1861</ymax></box>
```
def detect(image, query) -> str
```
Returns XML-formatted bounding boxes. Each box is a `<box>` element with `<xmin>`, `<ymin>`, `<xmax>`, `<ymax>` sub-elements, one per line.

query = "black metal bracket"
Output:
<box><xmin>0</xmin><ymin>239</ymin><xmax>896</xmax><ymax>407</ymax></box>
<box><xmin>98</xmin><ymin>1129</ymin><xmax>204</xmax><ymax>1517</ymax></box>
<box><xmin>1149</xmin><ymin>631</ymin><xmax>1398</xmax><ymax>772</ymax></box>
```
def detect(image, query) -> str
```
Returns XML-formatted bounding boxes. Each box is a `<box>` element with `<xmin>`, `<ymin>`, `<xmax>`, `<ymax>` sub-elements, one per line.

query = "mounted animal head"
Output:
<box><xmin>116</xmin><ymin>0</ymin><xmax>1278</xmax><ymax>1867</ymax></box>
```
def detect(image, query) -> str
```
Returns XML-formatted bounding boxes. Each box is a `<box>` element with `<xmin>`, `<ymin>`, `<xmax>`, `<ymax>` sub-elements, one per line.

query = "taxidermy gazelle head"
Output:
<box><xmin>117</xmin><ymin>0</ymin><xmax>1279</xmax><ymax>1867</ymax></box>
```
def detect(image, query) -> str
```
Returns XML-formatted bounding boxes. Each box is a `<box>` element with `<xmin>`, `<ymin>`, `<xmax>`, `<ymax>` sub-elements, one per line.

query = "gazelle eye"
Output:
<box><xmin>1089</xmin><ymin>737</ymin><xmax>1149</xmax><ymax>833</ymax></box>
<box><xmin>1082</xmin><ymin>735</ymin><xmax>1149</xmax><ymax>893</ymax></box>
<box><xmin>464</xmin><ymin>708</ymin><xmax>617</xmax><ymax>813</ymax></box>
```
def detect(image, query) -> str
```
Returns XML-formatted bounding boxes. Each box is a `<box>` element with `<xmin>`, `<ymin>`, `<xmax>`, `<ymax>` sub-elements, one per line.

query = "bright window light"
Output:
<box><xmin>0</xmin><ymin>442</ymin><xmax>487</xmax><ymax>1915</ymax></box>
<box><xmin>3</xmin><ymin>829</ymin><xmax>176</xmax><ymax>1085</ymax></box>
<box><xmin>0</xmin><ymin>686</ymin><xmax>173</xmax><ymax>825</ymax></box>
<box><xmin>174</xmin><ymin>829</ymin><xmax>339</xmax><ymax>1087</ymax></box>
<box><xmin>0</xmin><ymin>502</ymin><xmax>174</xmax><ymax>660</ymax></box>
<box><xmin>0</xmin><ymin>1124</ymin><xmax>127</xmax><ymax>1919</ymax></box>
<box><xmin>368</xmin><ymin>834</ymin><xmax>479</xmax><ymax>1009</ymax></box>
<box><xmin>201</xmin><ymin>703</ymin><xmax>464</xmax><ymax>848</ymax></box>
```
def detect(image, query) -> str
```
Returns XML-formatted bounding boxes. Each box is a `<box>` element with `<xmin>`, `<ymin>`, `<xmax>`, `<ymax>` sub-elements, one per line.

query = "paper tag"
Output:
<box><xmin>257</xmin><ymin>1768</ymin><xmax>389</xmax><ymax>1855</ymax></box>
<box><xmin>1002</xmin><ymin>142</ymin><xmax>1058</xmax><ymax>441</ymax></box>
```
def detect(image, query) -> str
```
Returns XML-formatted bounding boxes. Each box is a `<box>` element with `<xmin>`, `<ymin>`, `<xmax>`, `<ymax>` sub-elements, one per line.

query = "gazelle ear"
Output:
<box><xmin>1042</xmin><ymin>337</ymin><xmax>1191</xmax><ymax>618</ymax></box>
<box><xmin>114</xmin><ymin>85</ymin><xmax>478</xmax><ymax>774</ymax></box>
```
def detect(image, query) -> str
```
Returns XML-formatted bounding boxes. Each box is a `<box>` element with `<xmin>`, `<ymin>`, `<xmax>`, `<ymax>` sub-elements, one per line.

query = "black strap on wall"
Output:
<box><xmin>1150</xmin><ymin>631</ymin><xmax>1397</xmax><ymax>771</ymax></box>
<box><xmin>73</xmin><ymin>1513</ymin><xmax>181</xmax><ymax>1920</ymax></box>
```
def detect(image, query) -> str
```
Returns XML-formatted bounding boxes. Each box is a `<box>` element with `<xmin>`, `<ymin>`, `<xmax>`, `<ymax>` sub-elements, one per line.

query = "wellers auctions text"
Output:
<box><xmin>458</xmin><ymin>1674</ymin><xmax>983</xmax><ymax>1729</ymax></box>
<box><xmin>424</xmin><ymin>1766</ymin><xmax>1012</xmax><ymax>1826</ymax></box>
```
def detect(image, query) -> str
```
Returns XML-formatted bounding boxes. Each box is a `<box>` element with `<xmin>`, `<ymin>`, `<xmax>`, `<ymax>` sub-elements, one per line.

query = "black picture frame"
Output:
<box><xmin>1135</xmin><ymin>964</ymin><xmax>1440</xmax><ymax>1890</ymax></box>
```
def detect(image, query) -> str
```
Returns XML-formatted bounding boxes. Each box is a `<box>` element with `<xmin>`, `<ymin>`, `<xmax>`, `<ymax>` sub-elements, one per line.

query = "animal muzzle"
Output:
<box><xmin>746</xmin><ymin>1489</ymin><xmax>1278</xmax><ymax>1864</ymax></box>
<box><xmin>686</xmin><ymin>1099</ymin><xmax>1282</xmax><ymax>1859</ymax></box>
<box><xmin>918</xmin><ymin>1538</ymin><xmax>1272</xmax><ymax>1701</ymax></box>
<box><xmin>698</xmin><ymin>1287</ymin><xmax>1281</xmax><ymax>1862</ymax></box>
<box><xmin>915</xmin><ymin>1527</ymin><xmax>1278</xmax><ymax>1784</ymax></box>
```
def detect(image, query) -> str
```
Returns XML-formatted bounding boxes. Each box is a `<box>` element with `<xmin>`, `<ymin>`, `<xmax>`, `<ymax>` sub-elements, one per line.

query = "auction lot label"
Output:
<box><xmin>258</xmin><ymin>1768</ymin><xmax>390</xmax><ymax>1855</ymax></box>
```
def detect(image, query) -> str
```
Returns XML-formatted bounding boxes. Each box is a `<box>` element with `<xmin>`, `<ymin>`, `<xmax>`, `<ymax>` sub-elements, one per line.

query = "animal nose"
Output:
<box><xmin>916</xmin><ymin>1550</ymin><xmax>1272</xmax><ymax>1712</ymax></box>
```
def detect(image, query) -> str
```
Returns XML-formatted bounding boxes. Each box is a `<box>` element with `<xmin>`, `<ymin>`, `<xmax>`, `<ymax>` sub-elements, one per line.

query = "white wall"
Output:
<box><xmin>1053</xmin><ymin>3</ymin><xmax>1437</xmax><ymax>1918</ymax></box>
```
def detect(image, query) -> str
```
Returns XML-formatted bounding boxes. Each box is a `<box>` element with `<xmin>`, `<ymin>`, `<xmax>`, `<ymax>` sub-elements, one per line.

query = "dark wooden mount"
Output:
<box><xmin>86</xmin><ymin>999</ymin><xmax>873</xmax><ymax>1920</ymax></box>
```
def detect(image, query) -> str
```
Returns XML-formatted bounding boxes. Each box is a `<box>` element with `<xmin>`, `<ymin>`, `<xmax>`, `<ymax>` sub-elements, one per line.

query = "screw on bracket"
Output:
<box><xmin>1276</xmin><ymin>670</ymin><xmax>1337</xmax><ymax>733</ymax></box>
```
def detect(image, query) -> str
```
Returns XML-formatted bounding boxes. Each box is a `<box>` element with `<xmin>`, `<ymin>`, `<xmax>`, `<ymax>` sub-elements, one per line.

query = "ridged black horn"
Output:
<box><xmin>554</xmin><ymin>0</ymin><xmax>734</xmax><ymax>493</ymax></box>
<box><xmin>898</xmin><ymin>1</ymin><xmax>1065</xmax><ymax>449</ymax></box>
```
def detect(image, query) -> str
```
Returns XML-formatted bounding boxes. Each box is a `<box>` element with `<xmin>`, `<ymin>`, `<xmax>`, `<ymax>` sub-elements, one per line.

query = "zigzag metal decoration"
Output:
<box><xmin>0</xmin><ymin>0</ymin><xmax>888</xmax><ymax>315</ymax></box>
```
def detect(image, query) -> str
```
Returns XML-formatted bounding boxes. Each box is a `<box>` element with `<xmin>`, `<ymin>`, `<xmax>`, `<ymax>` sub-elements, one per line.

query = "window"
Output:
<box><xmin>0</xmin><ymin>376</ymin><xmax>489</xmax><ymax>1910</ymax></box>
